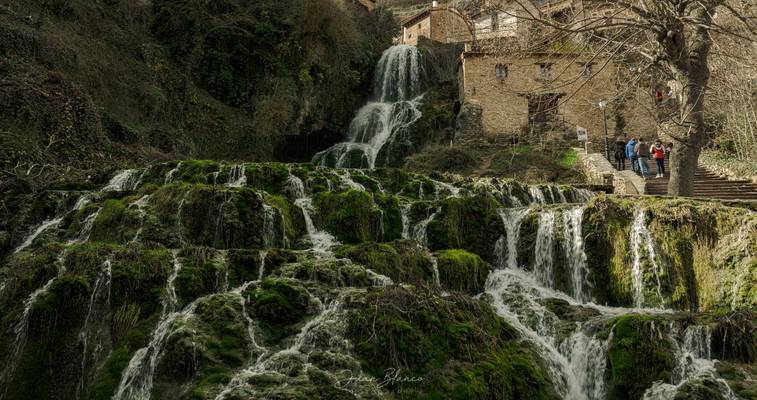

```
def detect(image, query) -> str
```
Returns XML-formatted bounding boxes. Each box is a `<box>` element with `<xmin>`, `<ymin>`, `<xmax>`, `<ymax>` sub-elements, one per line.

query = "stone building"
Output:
<box><xmin>401</xmin><ymin>3</ymin><xmax>474</xmax><ymax>45</ymax></box>
<box><xmin>457</xmin><ymin>51</ymin><xmax>656</xmax><ymax>142</ymax></box>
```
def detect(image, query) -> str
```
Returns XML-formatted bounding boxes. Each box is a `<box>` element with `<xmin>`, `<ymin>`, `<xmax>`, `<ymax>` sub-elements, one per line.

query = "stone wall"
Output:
<box><xmin>458</xmin><ymin>52</ymin><xmax>657</xmax><ymax>142</ymax></box>
<box><xmin>576</xmin><ymin>147</ymin><xmax>645</xmax><ymax>195</ymax></box>
<box><xmin>402</xmin><ymin>14</ymin><xmax>432</xmax><ymax>45</ymax></box>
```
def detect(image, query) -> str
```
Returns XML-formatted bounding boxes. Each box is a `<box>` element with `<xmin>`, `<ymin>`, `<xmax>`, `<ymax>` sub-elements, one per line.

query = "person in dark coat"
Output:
<box><xmin>626</xmin><ymin>137</ymin><xmax>638</xmax><ymax>172</ymax></box>
<box><xmin>613</xmin><ymin>138</ymin><xmax>626</xmax><ymax>170</ymax></box>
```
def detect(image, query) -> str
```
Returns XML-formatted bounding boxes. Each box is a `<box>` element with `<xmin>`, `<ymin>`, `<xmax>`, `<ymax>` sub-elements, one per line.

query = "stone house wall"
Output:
<box><xmin>402</xmin><ymin>7</ymin><xmax>472</xmax><ymax>45</ymax></box>
<box><xmin>458</xmin><ymin>52</ymin><xmax>656</xmax><ymax>142</ymax></box>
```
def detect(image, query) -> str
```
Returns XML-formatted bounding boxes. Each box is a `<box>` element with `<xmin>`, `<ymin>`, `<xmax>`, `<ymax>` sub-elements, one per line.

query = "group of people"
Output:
<box><xmin>613</xmin><ymin>137</ymin><xmax>670</xmax><ymax>179</ymax></box>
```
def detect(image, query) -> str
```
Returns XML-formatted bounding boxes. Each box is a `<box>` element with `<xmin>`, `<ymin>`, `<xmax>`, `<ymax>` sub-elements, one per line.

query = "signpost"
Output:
<box><xmin>576</xmin><ymin>126</ymin><xmax>588</xmax><ymax>141</ymax></box>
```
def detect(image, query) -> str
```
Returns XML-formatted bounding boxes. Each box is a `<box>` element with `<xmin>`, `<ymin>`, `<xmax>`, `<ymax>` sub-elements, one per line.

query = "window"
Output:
<box><xmin>579</xmin><ymin>62</ymin><xmax>594</xmax><ymax>79</ymax></box>
<box><xmin>495</xmin><ymin>64</ymin><xmax>508</xmax><ymax>80</ymax></box>
<box><xmin>538</xmin><ymin>63</ymin><xmax>553</xmax><ymax>80</ymax></box>
<box><xmin>491</xmin><ymin>13</ymin><xmax>499</xmax><ymax>31</ymax></box>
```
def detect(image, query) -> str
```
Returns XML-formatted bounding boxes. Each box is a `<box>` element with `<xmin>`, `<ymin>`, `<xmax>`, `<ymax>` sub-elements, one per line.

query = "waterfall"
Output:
<box><xmin>215</xmin><ymin>299</ymin><xmax>382</xmax><ymax>399</ymax></box>
<box><xmin>258</xmin><ymin>250</ymin><xmax>267</xmax><ymax>281</ymax></box>
<box><xmin>642</xmin><ymin>325</ymin><xmax>736</xmax><ymax>400</ymax></box>
<box><xmin>227</xmin><ymin>164</ymin><xmax>247</xmax><ymax>188</ymax></box>
<box><xmin>75</xmin><ymin>259</ymin><xmax>112</xmax><ymax>399</ymax></box>
<box><xmin>312</xmin><ymin>45</ymin><xmax>424</xmax><ymax>169</ymax></box>
<box><xmin>337</xmin><ymin>170</ymin><xmax>365</xmax><ymax>191</ymax></box>
<box><xmin>495</xmin><ymin>208</ymin><xmax>529</xmax><ymax>270</ymax></box>
<box><xmin>529</xmin><ymin>186</ymin><xmax>547</xmax><ymax>204</ymax></box>
<box><xmin>164</xmin><ymin>162</ymin><xmax>182</xmax><ymax>184</ymax></box>
<box><xmin>112</xmin><ymin>303</ymin><xmax>198</xmax><ymax>400</ymax></box>
<box><xmin>431</xmin><ymin>179</ymin><xmax>461</xmax><ymax>199</ymax></box>
<box><xmin>534</xmin><ymin>211</ymin><xmax>555</xmax><ymax>287</ymax></box>
<box><xmin>175</xmin><ymin>194</ymin><xmax>188</xmax><ymax>246</ymax></box>
<box><xmin>103</xmin><ymin>170</ymin><xmax>141</xmax><ymax>192</ymax></box>
<box><xmin>0</xmin><ymin>276</ymin><xmax>58</xmax><ymax>394</ymax></box>
<box><xmin>69</xmin><ymin>208</ymin><xmax>101</xmax><ymax>245</ymax></box>
<box><xmin>13</xmin><ymin>217</ymin><xmax>64</xmax><ymax>254</ymax></box>
<box><xmin>400</xmin><ymin>202</ymin><xmax>411</xmax><ymax>239</ymax></box>
<box><xmin>630</xmin><ymin>208</ymin><xmax>666</xmax><ymax>308</ymax></box>
<box><xmin>128</xmin><ymin>195</ymin><xmax>151</xmax><ymax>243</ymax></box>
<box><xmin>563</xmin><ymin>207</ymin><xmax>592</xmax><ymax>303</ymax></box>
<box><xmin>430</xmin><ymin>256</ymin><xmax>441</xmax><ymax>288</ymax></box>
<box><xmin>214</xmin><ymin>195</ymin><xmax>231</xmax><ymax>249</ymax></box>
<box><xmin>231</xmin><ymin>282</ymin><xmax>267</xmax><ymax>357</ymax></box>
<box><xmin>412</xmin><ymin>208</ymin><xmax>439</xmax><ymax>247</ymax></box>
<box><xmin>0</xmin><ymin>253</ymin><xmax>67</xmax><ymax>395</ymax></box>
<box><xmin>112</xmin><ymin>253</ymin><xmax>184</xmax><ymax>400</ymax></box>
<box><xmin>262</xmin><ymin>205</ymin><xmax>280</xmax><ymax>248</ymax></box>
<box><xmin>287</xmin><ymin>173</ymin><xmax>339</xmax><ymax>255</ymax></box>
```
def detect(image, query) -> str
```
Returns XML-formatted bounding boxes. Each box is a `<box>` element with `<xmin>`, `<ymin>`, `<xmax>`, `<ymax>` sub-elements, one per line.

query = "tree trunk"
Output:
<box><xmin>667</xmin><ymin>134</ymin><xmax>701</xmax><ymax>196</ymax></box>
<box><xmin>666</xmin><ymin>80</ymin><xmax>708</xmax><ymax>197</ymax></box>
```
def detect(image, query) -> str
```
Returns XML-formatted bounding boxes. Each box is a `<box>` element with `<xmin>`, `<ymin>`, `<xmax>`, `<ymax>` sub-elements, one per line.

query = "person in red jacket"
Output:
<box><xmin>650</xmin><ymin>139</ymin><xmax>666</xmax><ymax>178</ymax></box>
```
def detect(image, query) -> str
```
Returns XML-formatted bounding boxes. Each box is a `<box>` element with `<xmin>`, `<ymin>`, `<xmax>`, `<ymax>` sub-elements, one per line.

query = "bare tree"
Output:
<box><xmin>471</xmin><ymin>0</ymin><xmax>756</xmax><ymax>196</ymax></box>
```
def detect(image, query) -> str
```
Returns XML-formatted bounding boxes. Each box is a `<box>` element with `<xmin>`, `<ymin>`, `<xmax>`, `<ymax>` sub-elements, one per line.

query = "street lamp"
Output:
<box><xmin>598</xmin><ymin>100</ymin><xmax>610</xmax><ymax>161</ymax></box>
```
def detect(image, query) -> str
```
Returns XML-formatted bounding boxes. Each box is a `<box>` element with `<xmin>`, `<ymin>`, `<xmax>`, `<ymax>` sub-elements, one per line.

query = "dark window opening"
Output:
<box><xmin>538</xmin><ymin>63</ymin><xmax>553</xmax><ymax>80</ymax></box>
<box><xmin>495</xmin><ymin>64</ymin><xmax>508</xmax><ymax>80</ymax></box>
<box><xmin>579</xmin><ymin>62</ymin><xmax>594</xmax><ymax>79</ymax></box>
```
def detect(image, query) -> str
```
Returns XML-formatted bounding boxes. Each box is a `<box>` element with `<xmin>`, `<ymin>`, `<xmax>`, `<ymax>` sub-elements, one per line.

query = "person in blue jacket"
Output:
<box><xmin>625</xmin><ymin>137</ymin><xmax>638</xmax><ymax>172</ymax></box>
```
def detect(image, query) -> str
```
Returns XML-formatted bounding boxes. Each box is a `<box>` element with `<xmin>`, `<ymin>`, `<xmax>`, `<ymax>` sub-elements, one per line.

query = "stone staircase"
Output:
<box><xmin>615</xmin><ymin>158</ymin><xmax>757</xmax><ymax>201</ymax></box>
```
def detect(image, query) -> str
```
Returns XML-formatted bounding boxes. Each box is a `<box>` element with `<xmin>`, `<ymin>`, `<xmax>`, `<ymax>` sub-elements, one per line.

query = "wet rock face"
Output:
<box><xmin>0</xmin><ymin>162</ymin><xmax>755</xmax><ymax>400</ymax></box>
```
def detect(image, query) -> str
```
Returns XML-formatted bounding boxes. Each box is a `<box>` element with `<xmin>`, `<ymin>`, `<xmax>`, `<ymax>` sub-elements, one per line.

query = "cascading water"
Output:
<box><xmin>227</xmin><ymin>164</ymin><xmax>247</xmax><ymax>188</ymax></box>
<box><xmin>0</xmin><ymin>253</ymin><xmax>67</xmax><ymax>396</ymax></box>
<box><xmin>533</xmin><ymin>211</ymin><xmax>556</xmax><ymax>287</ymax></box>
<box><xmin>400</xmin><ymin>202</ymin><xmax>412</xmax><ymax>239</ymax></box>
<box><xmin>412</xmin><ymin>208</ymin><xmax>439</xmax><ymax>247</ymax></box>
<box><xmin>630</xmin><ymin>208</ymin><xmax>666</xmax><ymax>308</ymax></box>
<box><xmin>312</xmin><ymin>45</ymin><xmax>424</xmax><ymax>169</ymax></box>
<box><xmin>164</xmin><ymin>162</ymin><xmax>182</xmax><ymax>184</ymax></box>
<box><xmin>563</xmin><ymin>207</ymin><xmax>592</xmax><ymax>303</ymax></box>
<box><xmin>643</xmin><ymin>325</ymin><xmax>737</xmax><ymax>400</ymax></box>
<box><xmin>337</xmin><ymin>170</ymin><xmax>366</xmax><ymax>191</ymax></box>
<box><xmin>75</xmin><ymin>259</ymin><xmax>113</xmax><ymax>399</ymax></box>
<box><xmin>112</xmin><ymin>253</ymin><xmax>184</xmax><ymax>400</ymax></box>
<box><xmin>494</xmin><ymin>208</ymin><xmax>530</xmax><ymax>269</ymax></box>
<box><xmin>287</xmin><ymin>174</ymin><xmax>339</xmax><ymax>255</ymax></box>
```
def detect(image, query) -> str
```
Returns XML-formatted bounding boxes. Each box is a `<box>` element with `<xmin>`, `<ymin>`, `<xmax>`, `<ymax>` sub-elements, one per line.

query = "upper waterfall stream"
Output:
<box><xmin>313</xmin><ymin>45</ymin><xmax>424</xmax><ymax>169</ymax></box>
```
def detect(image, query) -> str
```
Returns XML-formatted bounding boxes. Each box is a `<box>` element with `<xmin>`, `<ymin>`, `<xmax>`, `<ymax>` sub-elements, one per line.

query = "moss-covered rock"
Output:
<box><xmin>314</xmin><ymin>189</ymin><xmax>388</xmax><ymax>244</ymax></box>
<box><xmin>434</xmin><ymin>249</ymin><xmax>491</xmax><ymax>295</ymax></box>
<box><xmin>335</xmin><ymin>240</ymin><xmax>433</xmax><ymax>286</ymax></box>
<box><xmin>426</xmin><ymin>193</ymin><xmax>504</xmax><ymax>261</ymax></box>
<box><xmin>347</xmin><ymin>286</ymin><xmax>559</xmax><ymax>399</ymax></box>
<box><xmin>606</xmin><ymin>314</ymin><xmax>674</xmax><ymax>400</ymax></box>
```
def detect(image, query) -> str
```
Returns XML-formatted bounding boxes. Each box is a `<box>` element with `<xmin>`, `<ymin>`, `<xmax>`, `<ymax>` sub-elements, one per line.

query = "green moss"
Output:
<box><xmin>174</xmin><ymin>248</ymin><xmax>227</xmax><ymax>304</ymax></box>
<box><xmin>335</xmin><ymin>240</ymin><xmax>432</xmax><ymax>285</ymax></box>
<box><xmin>89</xmin><ymin>199</ymin><xmax>141</xmax><ymax>244</ymax></box>
<box><xmin>314</xmin><ymin>189</ymin><xmax>384</xmax><ymax>244</ymax></box>
<box><xmin>244</xmin><ymin>278</ymin><xmax>312</xmax><ymax>341</ymax></box>
<box><xmin>264</xmin><ymin>194</ymin><xmax>306</xmax><ymax>244</ymax></box>
<box><xmin>110</xmin><ymin>247</ymin><xmax>173</xmax><ymax>316</ymax></box>
<box><xmin>607</xmin><ymin>314</ymin><xmax>674</xmax><ymax>400</ymax></box>
<box><xmin>434</xmin><ymin>249</ymin><xmax>491</xmax><ymax>295</ymax></box>
<box><xmin>347</xmin><ymin>286</ymin><xmax>558</xmax><ymax>399</ymax></box>
<box><xmin>426</xmin><ymin>194</ymin><xmax>504</xmax><ymax>261</ymax></box>
<box><xmin>244</xmin><ymin>163</ymin><xmax>290</xmax><ymax>194</ymax></box>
